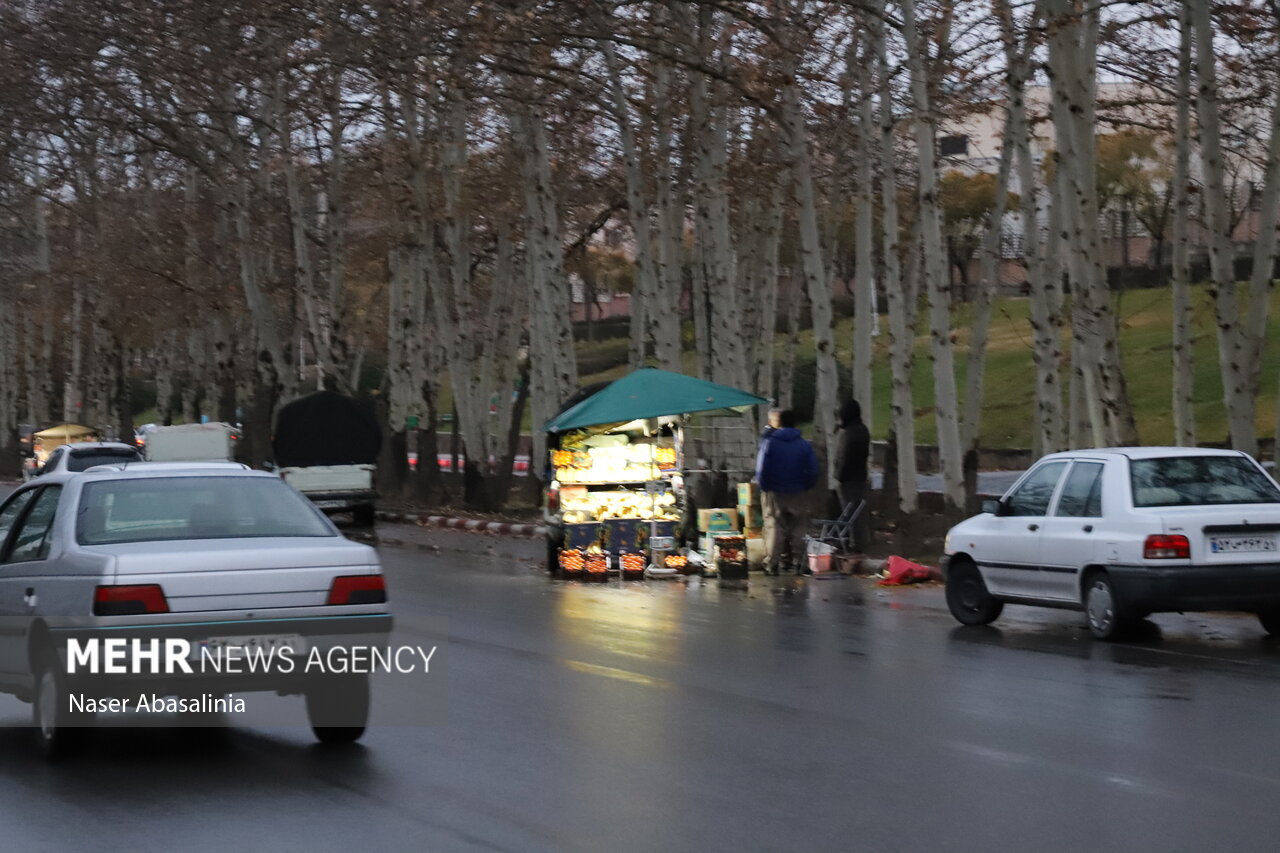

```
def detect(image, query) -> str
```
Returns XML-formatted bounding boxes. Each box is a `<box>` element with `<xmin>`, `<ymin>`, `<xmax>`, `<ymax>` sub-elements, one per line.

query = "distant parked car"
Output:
<box><xmin>37</xmin><ymin>442</ymin><xmax>142</xmax><ymax>476</ymax></box>
<box><xmin>134</xmin><ymin>423</ymin><xmax>159</xmax><ymax>447</ymax></box>
<box><xmin>942</xmin><ymin>447</ymin><xmax>1280</xmax><ymax>640</ymax></box>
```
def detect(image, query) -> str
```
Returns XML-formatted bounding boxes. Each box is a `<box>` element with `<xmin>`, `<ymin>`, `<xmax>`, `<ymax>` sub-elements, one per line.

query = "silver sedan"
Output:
<box><xmin>0</xmin><ymin>467</ymin><xmax>392</xmax><ymax>757</ymax></box>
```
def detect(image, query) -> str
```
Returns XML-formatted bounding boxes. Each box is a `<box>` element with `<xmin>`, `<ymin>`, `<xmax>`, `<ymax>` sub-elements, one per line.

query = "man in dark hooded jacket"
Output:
<box><xmin>834</xmin><ymin>399</ymin><xmax>871</xmax><ymax>552</ymax></box>
<box><xmin>756</xmin><ymin>410</ymin><xmax>819</xmax><ymax>574</ymax></box>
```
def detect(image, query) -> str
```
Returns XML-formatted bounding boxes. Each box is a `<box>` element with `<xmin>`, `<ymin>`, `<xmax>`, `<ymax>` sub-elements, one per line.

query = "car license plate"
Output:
<box><xmin>199</xmin><ymin>634</ymin><xmax>307</xmax><ymax>656</ymax></box>
<box><xmin>312</xmin><ymin>500</ymin><xmax>346</xmax><ymax>509</ymax></box>
<box><xmin>1209</xmin><ymin>535</ymin><xmax>1278</xmax><ymax>554</ymax></box>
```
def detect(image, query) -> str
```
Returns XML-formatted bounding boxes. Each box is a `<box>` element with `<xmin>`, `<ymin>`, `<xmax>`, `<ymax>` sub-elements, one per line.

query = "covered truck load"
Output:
<box><xmin>273</xmin><ymin>390</ymin><xmax>382</xmax><ymax>525</ymax></box>
<box><xmin>145</xmin><ymin>422</ymin><xmax>238</xmax><ymax>462</ymax></box>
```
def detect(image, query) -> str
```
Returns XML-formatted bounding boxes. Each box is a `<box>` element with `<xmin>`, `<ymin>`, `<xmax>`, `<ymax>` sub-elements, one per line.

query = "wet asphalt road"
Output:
<box><xmin>4</xmin><ymin>522</ymin><xmax>1280</xmax><ymax>851</ymax></box>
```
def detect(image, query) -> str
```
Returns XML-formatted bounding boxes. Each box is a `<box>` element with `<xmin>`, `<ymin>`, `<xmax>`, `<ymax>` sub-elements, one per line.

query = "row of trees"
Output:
<box><xmin>0</xmin><ymin>1</ymin><xmax>1278</xmax><ymax>514</ymax></box>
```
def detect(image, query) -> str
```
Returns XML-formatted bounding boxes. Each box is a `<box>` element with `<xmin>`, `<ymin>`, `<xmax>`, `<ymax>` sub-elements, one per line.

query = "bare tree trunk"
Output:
<box><xmin>485</xmin><ymin>229</ymin><xmax>530</xmax><ymax>507</ymax></box>
<box><xmin>63</xmin><ymin>285</ymin><xmax>84</xmax><ymax>423</ymax></box>
<box><xmin>961</xmin><ymin>116</ymin><xmax>1014</xmax><ymax>459</ymax></box>
<box><xmin>876</xmin><ymin>1</ymin><xmax>917</xmax><ymax>513</ymax></box>
<box><xmin>1048</xmin><ymin>0</ymin><xmax>1107</xmax><ymax>446</ymax></box>
<box><xmin>688</xmin><ymin>14</ymin><xmax>746</xmax><ymax>392</ymax></box>
<box><xmin>602</xmin><ymin>38</ymin><xmax>659</xmax><ymax>371</ymax></box>
<box><xmin>509</xmin><ymin>96</ymin><xmax>578</xmax><ymax>480</ymax></box>
<box><xmin>272</xmin><ymin>78</ymin><xmax>324</xmax><ymax>386</ymax></box>
<box><xmin>782</xmin><ymin>55</ymin><xmax>838</xmax><ymax>477</ymax></box>
<box><xmin>22</xmin><ymin>300</ymin><xmax>38</xmax><ymax>428</ymax></box>
<box><xmin>1190</xmin><ymin>0</ymin><xmax>1259</xmax><ymax>453</ymax></box>
<box><xmin>777</xmin><ymin>272</ymin><xmax>802</xmax><ymax>410</ymax></box>
<box><xmin>1171</xmin><ymin>2</ymin><xmax>1196</xmax><ymax>447</ymax></box>
<box><xmin>0</xmin><ymin>275</ymin><xmax>18</xmax><ymax>472</ymax></box>
<box><xmin>651</xmin><ymin>60</ymin><xmax>685</xmax><ymax>372</ymax></box>
<box><xmin>322</xmin><ymin>72</ymin><xmax>351</xmax><ymax>388</ymax></box>
<box><xmin>902</xmin><ymin>0</ymin><xmax>963</xmax><ymax>511</ymax></box>
<box><xmin>385</xmin><ymin>246</ymin><xmax>418</xmax><ymax>488</ymax></box>
<box><xmin>852</xmin><ymin>37</ymin><xmax>876</xmax><ymax>433</ymax></box>
<box><xmin>435</xmin><ymin>90</ymin><xmax>503</xmax><ymax>506</ymax></box>
<box><xmin>997</xmin><ymin>0</ymin><xmax>1062</xmax><ymax>455</ymax></box>
<box><xmin>33</xmin><ymin>190</ymin><xmax>55</xmax><ymax>426</ymax></box>
<box><xmin>229</xmin><ymin>167</ymin><xmax>289</xmax><ymax>412</ymax></box>
<box><xmin>1243</xmin><ymin>74</ymin><xmax>1280</xmax><ymax>425</ymax></box>
<box><xmin>1049</xmin><ymin>0</ymin><xmax>1137</xmax><ymax>447</ymax></box>
<box><xmin>753</xmin><ymin>173</ymin><xmax>785</xmax><ymax>401</ymax></box>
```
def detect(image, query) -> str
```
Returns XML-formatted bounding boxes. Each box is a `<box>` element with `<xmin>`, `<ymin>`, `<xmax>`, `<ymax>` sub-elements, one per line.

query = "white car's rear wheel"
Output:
<box><xmin>1257</xmin><ymin>611</ymin><xmax>1280</xmax><ymax>636</ymax></box>
<box><xmin>945</xmin><ymin>559</ymin><xmax>1003</xmax><ymax>626</ymax></box>
<box><xmin>1085</xmin><ymin>573</ymin><xmax>1133</xmax><ymax>641</ymax></box>
<box><xmin>307</xmin><ymin>672</ymin><xmax>370</xmax><ymax>745</ymax></box>
<box><xmin>32</xmin><ymin>650</ymin><xmax>89</xmax><ymax>760</ymax></box>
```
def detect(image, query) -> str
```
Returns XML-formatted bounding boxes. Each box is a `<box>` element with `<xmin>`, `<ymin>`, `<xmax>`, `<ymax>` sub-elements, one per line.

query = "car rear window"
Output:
<box><xmin>68</xmin><ymin>449</ymin><xmax>142</xmax><ymax>472</ymax></box>
<box><xmin>1130</xmin><ymin>456</ymin><xmax>1280</xmax><ymax>507</ymax></box>
<box><xmin>77</xmin><ymin>477</ymin><xmax>336</xmax><ymax>544</ymax></box>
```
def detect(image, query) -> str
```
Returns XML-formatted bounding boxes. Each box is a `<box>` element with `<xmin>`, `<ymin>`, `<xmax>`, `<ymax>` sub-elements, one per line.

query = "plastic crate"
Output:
<box><xmin>559</xmin><ymin>549</ymin><xmax>585</xmax><ymax>574</ymax></box>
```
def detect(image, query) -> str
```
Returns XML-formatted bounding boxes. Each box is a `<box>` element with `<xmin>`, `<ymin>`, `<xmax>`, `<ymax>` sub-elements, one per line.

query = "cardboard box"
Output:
<box><xmin>601</xmin><ymin>519</ymin><xmax>643</xmax><ymax>553</ymax></box>
<box><xmin>697</xmin><ymin>508</ymin><xmax>739</xmax><ymax>532</ymax></box>
<box><xmin>737</xmin><ymin>505</ymin><xmax>765</xmax><ymax>528</ymax></box>
<box><xmin>564</xmin><ymin>523</ymin><xmax>603</xmax><ymax>550</ymax></box>
<box><xmin>736</xmin><ymin>482</ymin><xmax>760</xmax><ymax>507</ymax></box>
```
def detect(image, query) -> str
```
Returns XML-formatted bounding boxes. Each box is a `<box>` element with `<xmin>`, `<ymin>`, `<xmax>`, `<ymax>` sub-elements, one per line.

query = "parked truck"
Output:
<box><xmin>273</xmin><ymin>390</ymin><xmax>382</xmax><ymax>526</ymax></box>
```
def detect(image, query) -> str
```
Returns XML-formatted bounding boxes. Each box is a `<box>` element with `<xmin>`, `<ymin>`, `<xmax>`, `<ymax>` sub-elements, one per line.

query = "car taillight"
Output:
<box><xmin>93</xmin><ymin>584</ymin><xmax>170</xmax><ymax>616</ymax></box>
<box><xmin>327</xmin><ymin>575</ymin><xmax>387</xmax><ymax>605</ymax></box>
<box><xmin>1144</xmin><ymin>534</ymin><xmax>1190</xmax><ymax>560</ymax></box>
<box><xmin>547</xmin><ymin>482</ymin><xmax>560</xmax><ymax>514</ymax></box>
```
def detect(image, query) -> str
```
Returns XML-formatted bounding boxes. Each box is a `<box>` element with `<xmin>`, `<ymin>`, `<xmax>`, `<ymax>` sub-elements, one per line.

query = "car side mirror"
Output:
<box><xmin>981</xmin><ymin>498</ymin><xmax>1003</xmax><ymax>516</ymax></box>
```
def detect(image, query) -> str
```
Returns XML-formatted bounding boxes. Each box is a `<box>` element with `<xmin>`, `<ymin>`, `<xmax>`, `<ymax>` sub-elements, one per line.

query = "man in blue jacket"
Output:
<box><xmin>755</xmin><ymin>410</ymin><xmax>819</xmax><ymax>575</ymax></box>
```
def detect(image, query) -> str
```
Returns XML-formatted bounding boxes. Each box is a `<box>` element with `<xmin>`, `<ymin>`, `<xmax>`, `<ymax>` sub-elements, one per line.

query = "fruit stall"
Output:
<box><xmin>542</xmin><ymin>368</ymin><xmax>768</xmax><ymax>580</ymax></box>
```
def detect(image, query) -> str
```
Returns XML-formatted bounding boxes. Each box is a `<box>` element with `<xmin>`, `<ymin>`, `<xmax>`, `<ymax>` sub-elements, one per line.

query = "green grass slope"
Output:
<box><xmin>574</xmin><ymin>284</ymin><xmax>1280</xmax><ymax>448</ymax></box>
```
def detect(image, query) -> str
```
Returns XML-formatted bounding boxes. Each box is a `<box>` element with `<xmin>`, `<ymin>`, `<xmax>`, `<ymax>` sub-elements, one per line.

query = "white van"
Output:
<box><xmin>143</xmin><ymin>423</ymin><xmax>239</xmax><ymax>462</ymax></box>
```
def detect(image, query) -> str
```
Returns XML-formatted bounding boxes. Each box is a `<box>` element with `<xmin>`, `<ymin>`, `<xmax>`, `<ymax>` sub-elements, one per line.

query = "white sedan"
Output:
<box><xmin>942</xmin><ymin>447</ymin><xmax>1280</xmax><ymax>640</ymax></box>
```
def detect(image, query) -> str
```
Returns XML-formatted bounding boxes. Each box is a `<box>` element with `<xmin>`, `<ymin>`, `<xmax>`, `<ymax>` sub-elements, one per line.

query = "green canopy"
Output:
<box><xmin>543</xmin><ymin>368</ymin><xmax>769</xmax><ymax>433</ymax></box>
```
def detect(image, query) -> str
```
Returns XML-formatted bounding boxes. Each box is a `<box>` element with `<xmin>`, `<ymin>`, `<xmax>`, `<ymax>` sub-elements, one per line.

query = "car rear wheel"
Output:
<box><xmin>307</xmin><ymin>672</ymin><xmax>369</xmax><ymax>745</ymax></box>
<box><xmin>945</xmin><ymin>559</ymin><xmax>1003</xmax><ymax>626</ymax></box>
<box><xmin>1257</xmin><ymin>611</ymin><xmax>1280</xmax><ymax>636</ymax></box>
<box><xmin>1085</xmin><ymin>573</ymin><xmax>1133</xmax><ymax>641</ymax></box>
<box><xmin>351</xmin><ymin>504</ymin><xmax>376</xmax><ymax>527</ymax></box>
<box><xmin>33</xmin><ymin>650</ymin><xmax>89</xmax><ymax>760</ymax></box>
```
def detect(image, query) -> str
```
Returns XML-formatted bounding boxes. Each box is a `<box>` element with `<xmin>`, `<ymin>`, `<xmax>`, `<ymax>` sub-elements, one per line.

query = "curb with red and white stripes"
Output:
<box><xmin>377</xmin><ymin>509</ymin><xmax>546</xmax><ymax>539</ymax></box>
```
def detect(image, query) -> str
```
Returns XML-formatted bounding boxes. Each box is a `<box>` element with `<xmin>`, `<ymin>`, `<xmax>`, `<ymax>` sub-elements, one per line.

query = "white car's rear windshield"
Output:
<box><xmin>77</xmin><ymin>477</ymin><xmax>335</xmax><ymax>544</ymax></box>
<box><xmin>67</xmin><ymin>449</ymin><xmax>141</xmax><ymax>472</ymax></box>
<box><xmin>1130</xmin><ymin>456</ymin><xmax>1280</xmax><ymax>507</ymax></box>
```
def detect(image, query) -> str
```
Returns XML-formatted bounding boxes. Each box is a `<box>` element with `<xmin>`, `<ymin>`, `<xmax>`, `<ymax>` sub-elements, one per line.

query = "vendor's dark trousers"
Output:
<box><xmin>767</xmin><ymin>490</ymin><xmax>808</xmax><ymax>570</ymax></box>
<box><xmin>839</xmin><ymin>480</ymin><xmax>870</xmax><ymax>553</ymax></box>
